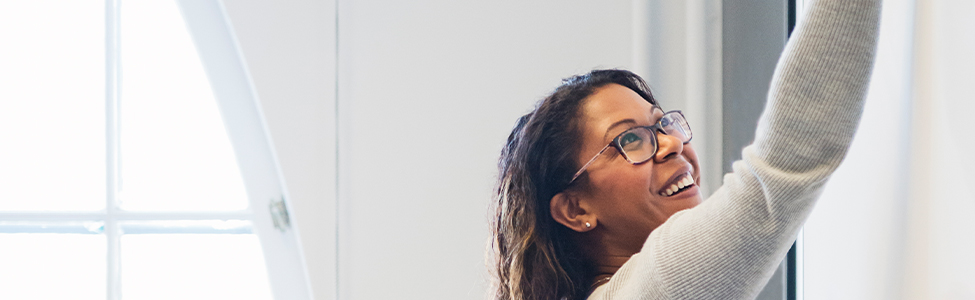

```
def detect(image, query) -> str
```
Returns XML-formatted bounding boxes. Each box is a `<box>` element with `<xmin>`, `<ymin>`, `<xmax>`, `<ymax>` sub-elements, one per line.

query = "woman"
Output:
<box><xmin>490</xmin><ymin>0</ymin><xmax>881</xmax><ymax>299</ymax></box>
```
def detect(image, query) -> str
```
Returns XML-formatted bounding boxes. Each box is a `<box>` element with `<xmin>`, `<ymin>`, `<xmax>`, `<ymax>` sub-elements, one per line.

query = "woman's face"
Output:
<box><xmin>576</xmin><ymin>83</ymin><xmax>703</xmax><ymax>252</ymax></box>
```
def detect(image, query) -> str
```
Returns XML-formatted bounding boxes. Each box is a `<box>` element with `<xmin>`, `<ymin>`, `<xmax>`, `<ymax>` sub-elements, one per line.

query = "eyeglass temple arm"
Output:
<box><xmin>568</xmin><ymin>143</ymin><xmax>612</xmax><ymax>184</ymax></box>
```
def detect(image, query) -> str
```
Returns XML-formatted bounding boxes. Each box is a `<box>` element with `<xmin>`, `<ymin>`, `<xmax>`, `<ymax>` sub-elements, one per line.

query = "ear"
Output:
<box><xmin>550</xmin><ymin>191</ymin><xmax>597</xmax><ymax>232</ymax></box>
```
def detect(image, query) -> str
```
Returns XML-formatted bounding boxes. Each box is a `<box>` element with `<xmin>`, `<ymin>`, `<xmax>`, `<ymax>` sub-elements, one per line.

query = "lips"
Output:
<box><xmin>658</xmin><ymin>171</ymin><xmax>695</xmax><ymax>197</ymax></box>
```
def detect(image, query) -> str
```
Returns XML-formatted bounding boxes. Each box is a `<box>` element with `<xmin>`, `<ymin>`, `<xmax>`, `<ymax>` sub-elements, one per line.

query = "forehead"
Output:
<box><xmin>581</xmin><ymin>84</ymin><xmax>657</xmax><ymax>137</ymax></box>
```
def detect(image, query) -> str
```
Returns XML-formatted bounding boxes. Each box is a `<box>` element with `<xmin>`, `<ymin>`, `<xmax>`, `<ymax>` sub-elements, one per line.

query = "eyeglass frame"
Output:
<box><xmin>567</xmin><ymin>109</ymin><xmax>692</xmax><ymax>185</ymax></box>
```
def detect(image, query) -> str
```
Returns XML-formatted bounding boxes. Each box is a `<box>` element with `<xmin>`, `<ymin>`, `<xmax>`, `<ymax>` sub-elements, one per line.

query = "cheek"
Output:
<box><xmin>592</xmin><ymin>163</ymin><xmax>655</xmax><ymax>205</ymax></box>
<box><xmin>682</xmin><ymin>144</ymin><xmax>701</xmax><ymax>172</ymax></box>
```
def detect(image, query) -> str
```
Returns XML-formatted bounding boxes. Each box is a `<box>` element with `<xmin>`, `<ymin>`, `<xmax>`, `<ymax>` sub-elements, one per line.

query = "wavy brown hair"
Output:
<box><xmin>490</xmin><ymin>70</ymin><xmax>657</xmax><ymax>300</ymax></box>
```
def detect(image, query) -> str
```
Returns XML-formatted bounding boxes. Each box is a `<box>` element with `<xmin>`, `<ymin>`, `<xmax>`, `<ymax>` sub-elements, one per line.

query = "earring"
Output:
<box><xmin>585</xmin><ymin>222</ymin><xmax>591</xmax><ymax>228</ymax></box>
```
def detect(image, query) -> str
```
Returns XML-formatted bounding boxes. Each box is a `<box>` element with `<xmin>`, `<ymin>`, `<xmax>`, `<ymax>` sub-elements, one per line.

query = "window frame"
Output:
<box><xmin>720</xmin><ymin>0</ymin><xmax>802</xmax><ymax>299</ymax></box>
<box><xmin>0</xmin><ymin>1</ymin><xmax>310</xmax><ymax>299</ymax></box>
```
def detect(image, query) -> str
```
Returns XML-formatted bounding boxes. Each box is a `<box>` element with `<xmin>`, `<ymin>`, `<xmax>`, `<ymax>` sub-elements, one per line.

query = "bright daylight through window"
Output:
<box><xmin>0</xmin><ymin>1</ymin><xmax>272</xmax><ymax>299</ymax></box>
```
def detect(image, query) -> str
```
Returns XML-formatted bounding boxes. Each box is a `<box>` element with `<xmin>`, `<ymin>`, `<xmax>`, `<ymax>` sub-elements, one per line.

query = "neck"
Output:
<box><xmin>588</xmin><ymin>251</ymin><xmax>633</xmax><ymax>293</ymax></box>
<box><xmin>580</xmin><ymin>230</ymin><xmax>640</xmax><ymax>278</ymax></box>
<box><xmin>593</xmin><ymin>254</ymin><xmax>632</xmax><ymax>276</ymax></box>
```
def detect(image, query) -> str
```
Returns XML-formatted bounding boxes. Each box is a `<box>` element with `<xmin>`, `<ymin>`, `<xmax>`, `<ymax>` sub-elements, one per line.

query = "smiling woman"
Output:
<box><xmin>489</xmin><ymin>0</ymin><xmax>881</xmax><ymax>299</ymax></box>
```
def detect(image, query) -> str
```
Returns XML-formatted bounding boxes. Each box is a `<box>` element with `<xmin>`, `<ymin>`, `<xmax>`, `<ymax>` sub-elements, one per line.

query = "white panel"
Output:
<box><xmin>337</xmin><ymin>1</ymin><xmax>631</xmax><ymax>299</ymax></box>
<box><xmin>803</xmin><ymin>1</ymin><xmax>916</xmax><ymax>299</ymax></box>
<box><xmin>174</xmin><ymin>1</ymin><xmax>312</xmax><ymax>299</ymax></box>
<box><xmin>905</xmin><ymin>0</ymin><xmax>975</xmax><ymax>299</ymax></box>
<box><xmin>218</xmin><ymin>1</ymin><xmax>337</xmax><ymax>299</ymax></box>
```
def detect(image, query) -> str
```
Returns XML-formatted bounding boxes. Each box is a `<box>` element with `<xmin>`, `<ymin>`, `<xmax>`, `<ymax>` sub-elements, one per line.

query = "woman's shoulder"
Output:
<box><xmin>587</xmin><ymin>283</ymin><xmax>609</xmax><ymax>300</ymax></box>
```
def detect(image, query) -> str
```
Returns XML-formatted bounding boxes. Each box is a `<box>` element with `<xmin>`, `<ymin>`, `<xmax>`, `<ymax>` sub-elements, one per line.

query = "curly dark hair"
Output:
<box><xmin>489</xmin><ymin>69</ymin><xmax>657</xmax><ymax>300</ymax></box>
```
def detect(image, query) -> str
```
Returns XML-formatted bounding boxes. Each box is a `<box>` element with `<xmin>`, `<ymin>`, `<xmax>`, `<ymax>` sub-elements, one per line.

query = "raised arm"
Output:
<box><xmin>592</xmin><ymin>0</ymin><xmax>881</xmax><ymax>299</ymax></box>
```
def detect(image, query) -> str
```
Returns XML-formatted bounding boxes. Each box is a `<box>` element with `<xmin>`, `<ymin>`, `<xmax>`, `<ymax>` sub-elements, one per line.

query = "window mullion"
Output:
<box><xmin>105</xmin><ymin>0</ymin><xmax>121</xmax><ymax>299</ymax></box>
<box><xmin>106</xmin><ymin>219</ymin><xmax>121</xmax><ymax>300</ymax></box>
<box><xmin>0</xmin><ymin>211</ymin><xmax>251</xmax><ymax>222</ymax></box>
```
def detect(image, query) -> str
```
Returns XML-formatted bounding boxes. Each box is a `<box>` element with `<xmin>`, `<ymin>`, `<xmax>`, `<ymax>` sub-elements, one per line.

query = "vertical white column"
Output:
<box><xmin>905</xmin><ymin>0</ymin><xmax>975</xmax><ymax>299</ymax></box>
<box><xmin>632</xmin><ymin>0</ymin><xmax>722</xmax><ymax>197</ymax></box>
<box><xmin>683</xmin><ymin>0</ymin><xmax>723</xmax><ymax>197</ymax></box>
<box><xmin>803</xmin><ymin>1</ymin><xmax>917</xmax><ymax>299</ymax></box>
<box><xmin>104</xmin><ymin>0</ymin><xmax>121</xmax><ymax>299</ymax></box>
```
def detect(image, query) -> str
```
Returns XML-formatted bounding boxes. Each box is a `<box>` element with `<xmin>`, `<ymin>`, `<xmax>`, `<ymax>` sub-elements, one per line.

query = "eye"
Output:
<box><xmin>659</xmin><ymin>116</ymin><xmax>672</xmax><ymax>127</ymax></box>
<box><xmin>619</xmin><ymin>131</ymin><xmax>644</xmax><ymax>151</ymax></box>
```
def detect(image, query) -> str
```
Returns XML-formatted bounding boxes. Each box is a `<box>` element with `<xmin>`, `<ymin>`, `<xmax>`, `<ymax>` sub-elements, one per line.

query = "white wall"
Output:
<box><xmin>335</xmin><ymin>1</ymin><xmax>632</xmax><ymax>299</ymax></box>
<box><xmin>804</xmin><ymin>0</ymin><xmax>975</xmax><ymax>299</ymax></box>
<box><xmin>219</xmin><ymin>1</ymin><xmax>337</xmax><ymax>299</ymax></box>
<box><xmin>903</xmin><ymin>0</ymin><xmax>975</xmax><ymax>298</ymax></box>
<box><xmin>802</xmin><ymin>1</ymin><xmax>915</xmax><ymax>298</ymax></box>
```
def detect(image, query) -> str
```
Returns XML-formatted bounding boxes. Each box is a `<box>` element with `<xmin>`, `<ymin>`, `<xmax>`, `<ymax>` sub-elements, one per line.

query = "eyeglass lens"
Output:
<box><xmin>617</xmin><ymin>111</ymin><xmax>692</xmax><ymax>163</ymax></box>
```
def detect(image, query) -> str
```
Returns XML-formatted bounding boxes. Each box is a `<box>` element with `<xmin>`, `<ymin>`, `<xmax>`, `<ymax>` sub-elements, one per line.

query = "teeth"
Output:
<box><xmin>661</xmin><ymin>173</ymin><xmax>695</xmax><ymax>197</ymax></box>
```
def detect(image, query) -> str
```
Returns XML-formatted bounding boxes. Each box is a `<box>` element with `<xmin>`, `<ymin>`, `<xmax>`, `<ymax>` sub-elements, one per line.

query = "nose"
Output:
<box><xmin>653</xmin><ymin>131</ymin><xmax>684</xmax><ymax>163</ymax></box>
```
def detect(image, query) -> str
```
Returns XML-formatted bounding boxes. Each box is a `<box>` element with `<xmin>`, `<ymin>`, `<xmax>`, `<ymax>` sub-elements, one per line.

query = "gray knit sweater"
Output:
<box><xmin>587</xmin><ymin>0</ymin><xmax>880</xmax><ymax>299</ymax></box>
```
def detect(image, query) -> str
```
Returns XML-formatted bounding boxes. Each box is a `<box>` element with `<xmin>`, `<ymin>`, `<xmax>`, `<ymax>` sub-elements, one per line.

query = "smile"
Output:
<box><xmin>659</xmin><ymin>172</ymin><xmax>695</xmax><ymax>197</ymax></box>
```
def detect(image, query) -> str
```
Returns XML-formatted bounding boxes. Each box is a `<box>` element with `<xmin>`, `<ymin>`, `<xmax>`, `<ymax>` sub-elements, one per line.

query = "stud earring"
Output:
<box><xmin>585</xmin><ymin>222</ymin><xmax>591</xmax><ymax>228</ymax></box>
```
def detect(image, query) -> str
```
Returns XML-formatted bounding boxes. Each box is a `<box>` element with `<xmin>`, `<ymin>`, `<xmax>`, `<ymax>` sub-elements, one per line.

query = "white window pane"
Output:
<box><xmin>0</xmin><ymin>233</ymin><xmax>106</xmax><ymax>300</ymax></box>
<box><xmin>121</xmin><ymin>234</ymin><xmax>273</xmax><ymax>300</ymax></box>
<box><xmin>0</xmin><ymin>1</ymin><xmax>105</xmax><ymax>211</ymax></box>
<box><xmin>119</xmin><ymin>0</ymin><xmax>248</xmax><ymax>211</ymax></box>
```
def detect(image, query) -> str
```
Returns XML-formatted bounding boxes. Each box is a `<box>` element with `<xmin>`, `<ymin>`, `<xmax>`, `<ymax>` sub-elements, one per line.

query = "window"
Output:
<box><xmin>0</xmin><ymin>1</ymin><xmax>274</xmax><ymax>299</ymax></box>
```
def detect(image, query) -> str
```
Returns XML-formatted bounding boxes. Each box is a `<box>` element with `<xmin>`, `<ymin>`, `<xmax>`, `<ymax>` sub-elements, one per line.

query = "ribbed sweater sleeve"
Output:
<box><xmin>589</xmin><ymin>0</ymin><xmax>881</xmax><ymax>299</ymax></box>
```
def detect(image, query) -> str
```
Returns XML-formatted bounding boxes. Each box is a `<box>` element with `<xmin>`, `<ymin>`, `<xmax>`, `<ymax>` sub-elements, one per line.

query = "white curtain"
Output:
<box><xmin>804</xmin><ymin>0</ymin><xmax>975</xmax><ymax>299</ymax></box>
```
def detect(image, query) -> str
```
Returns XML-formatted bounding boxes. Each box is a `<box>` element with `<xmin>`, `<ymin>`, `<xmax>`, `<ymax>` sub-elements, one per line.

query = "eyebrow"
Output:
<box><xmin>601</xmin><ymin>105</ymin><xmax>663</xmax><ymax>141</ymax></box>
<box><xmin>603</xmin><ymin>119</ymin><xmax>636</xmax><ymax>141</ymax></box>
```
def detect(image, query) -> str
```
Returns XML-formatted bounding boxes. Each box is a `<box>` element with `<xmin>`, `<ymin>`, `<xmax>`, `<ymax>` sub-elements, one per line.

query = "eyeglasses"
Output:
<box><xmin>568</xmin><ymin>110</ymin><xmax>692</xmax><ymax>184</ymax></box>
